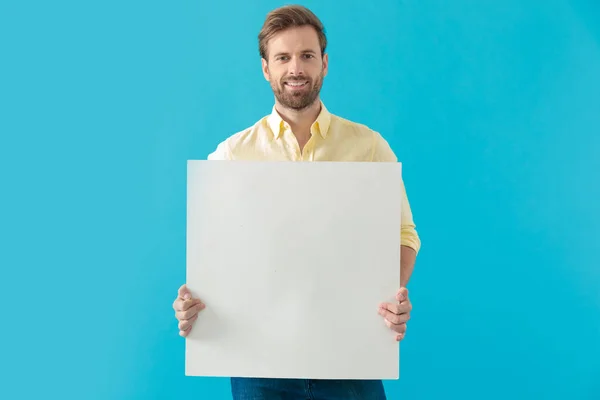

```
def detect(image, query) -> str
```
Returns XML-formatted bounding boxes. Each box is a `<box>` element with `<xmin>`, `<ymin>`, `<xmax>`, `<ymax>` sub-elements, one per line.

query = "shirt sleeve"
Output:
<box><xmin>371</xmin><ymin>132</ymin><xmax>421</xmax><ymax>254</ymax></box>
<box><xmin>207</xmin><ymin>139</ymin><xmax>233</xmax><ymax>160</ymax></box>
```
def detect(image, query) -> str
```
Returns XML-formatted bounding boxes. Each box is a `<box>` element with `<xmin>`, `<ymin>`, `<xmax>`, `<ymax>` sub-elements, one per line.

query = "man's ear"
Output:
<box><xmin>322</xmin><ymin>52</ymin><xmax>329</xmax><ymax>77</ymax></box>
<box><xmin>261</xmin><ymin>58</ymin><xmax>270</xmax><ymax>81</ymax></box>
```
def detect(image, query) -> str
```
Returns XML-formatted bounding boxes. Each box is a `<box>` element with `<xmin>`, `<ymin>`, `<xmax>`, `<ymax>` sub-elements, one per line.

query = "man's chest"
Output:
<box><xmin>230</xmin><ymin>136</ymin><xmax>374</xmax><ymax>162</ymax></box>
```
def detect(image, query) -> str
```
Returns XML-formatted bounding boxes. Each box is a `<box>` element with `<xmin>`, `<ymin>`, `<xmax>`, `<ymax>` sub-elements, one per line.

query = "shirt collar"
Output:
<box><xmin>267</xmin><ymin>101</ymin><xmax>332</xmax><ymax>139</ymax></box>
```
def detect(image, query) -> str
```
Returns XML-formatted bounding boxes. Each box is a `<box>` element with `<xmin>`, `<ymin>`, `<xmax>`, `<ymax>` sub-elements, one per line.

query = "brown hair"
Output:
<box><xmin>258</xmin><ymin>5</ymin><xmax>327</xmax><ymax>60</ymax></box>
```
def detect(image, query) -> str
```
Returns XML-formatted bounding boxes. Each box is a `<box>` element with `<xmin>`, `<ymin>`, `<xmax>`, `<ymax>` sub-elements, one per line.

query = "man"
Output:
<box><xmin>173</xmin><ymin>4</ymin><xmax>421</xmax><ymax>399</ymax></box>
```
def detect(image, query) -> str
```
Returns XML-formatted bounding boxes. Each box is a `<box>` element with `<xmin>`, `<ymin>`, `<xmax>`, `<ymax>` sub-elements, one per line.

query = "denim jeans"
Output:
<box><xmin>230</xmin><ymin>377</ymin><xmax>387</xmax><ymax>400</ymax></box>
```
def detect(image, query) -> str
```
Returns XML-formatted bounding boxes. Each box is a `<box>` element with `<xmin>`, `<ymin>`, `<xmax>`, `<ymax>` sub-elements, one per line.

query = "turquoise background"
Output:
<box><xmin>1</xmin><ymin>0</ymin><xmax>599</xmax><ymax>399</ymax></box>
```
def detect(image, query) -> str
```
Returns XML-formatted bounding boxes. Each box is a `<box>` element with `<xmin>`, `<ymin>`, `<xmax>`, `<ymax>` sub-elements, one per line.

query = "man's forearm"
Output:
<box><xmin>400</xmin><ymin>245</ymin><xmax>417</xmax><ymax>287</ymax></box>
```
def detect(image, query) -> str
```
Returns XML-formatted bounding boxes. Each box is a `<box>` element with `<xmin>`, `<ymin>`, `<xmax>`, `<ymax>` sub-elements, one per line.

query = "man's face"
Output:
<box><xmin>262</xmin><ymin>25</ymin><xmax>328</xmax><ymax>111</ymax></box>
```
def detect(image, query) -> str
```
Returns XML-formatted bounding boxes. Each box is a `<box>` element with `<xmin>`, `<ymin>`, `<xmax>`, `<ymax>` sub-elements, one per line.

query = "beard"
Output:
<box><xmin>270</xmin><ymin>70</ymin><xmax>324</xmax><ymax>111</ymax></box>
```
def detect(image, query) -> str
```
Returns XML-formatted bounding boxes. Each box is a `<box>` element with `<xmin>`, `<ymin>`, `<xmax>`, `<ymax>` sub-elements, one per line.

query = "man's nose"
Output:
<box><xmin>287</xmin><ymin>56</ymin><xmax>305</xmax><ymax>76</ymax></box>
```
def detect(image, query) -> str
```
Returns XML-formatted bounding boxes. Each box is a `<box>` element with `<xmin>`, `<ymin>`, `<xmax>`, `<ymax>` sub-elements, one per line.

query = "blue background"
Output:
<box><xmin>1</xmin><ymin>0</ymin><xmax>599</xmax><ymax>399</ymax></box>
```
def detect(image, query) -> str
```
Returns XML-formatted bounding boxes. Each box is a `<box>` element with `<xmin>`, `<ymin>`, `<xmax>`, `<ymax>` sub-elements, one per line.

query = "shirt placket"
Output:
<box><xmin>282</xmin><ymin>125</ymin><xmax>315</xmax><ymax>161</ymax></box>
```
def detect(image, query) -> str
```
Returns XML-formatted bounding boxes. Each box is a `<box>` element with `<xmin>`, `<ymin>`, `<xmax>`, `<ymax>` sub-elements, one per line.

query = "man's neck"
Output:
<box><xmin>274</xmin><ymin>98</ymin><xmax>321</xmax><ymax>143</ymax></box>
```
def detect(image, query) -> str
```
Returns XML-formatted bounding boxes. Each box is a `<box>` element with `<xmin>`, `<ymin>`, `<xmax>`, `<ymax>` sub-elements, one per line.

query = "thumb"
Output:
<box><xmin>178</xmin><ymin>284</ymin><xmax>191</xmax><ymax>300</ymax></box>
<box><xmin>396</xmin><ymin>287</ymin><xmax>408</xmax><ymax>302</ymax></box>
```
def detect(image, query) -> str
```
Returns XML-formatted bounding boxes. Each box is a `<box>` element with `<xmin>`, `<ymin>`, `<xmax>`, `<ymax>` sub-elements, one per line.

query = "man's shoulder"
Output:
<box><xmin>206</xmin><ymin>116</ymin><xmax>270</xmax><ymax>160</ymax></box>
<box><xmin>328</xmin><ymin>111</ymin><xmax>397</xmax><ymax>162</ymax></box>
<box><xmin>228</xmin><ymin>115</ymin><xmax>269</xmax><ymax>141</ymax></box>
<box><xmin>329</xmin><ymin>112</ymin><xmax>382</xmax><ymax>140</ymax></box>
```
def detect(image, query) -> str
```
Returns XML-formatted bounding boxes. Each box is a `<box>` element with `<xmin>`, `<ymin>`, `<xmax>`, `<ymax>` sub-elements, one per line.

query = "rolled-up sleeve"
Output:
<box><xmin>371</xmin><ymin>132</ymin><xmax>421</xmax><ymax>254</ymax></box>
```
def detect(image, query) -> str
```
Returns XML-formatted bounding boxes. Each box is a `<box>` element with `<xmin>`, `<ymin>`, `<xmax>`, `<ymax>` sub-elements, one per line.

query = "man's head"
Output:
<box><xmin>258</xmin><ymin>5</ymin><xmax>328</xmax><ymax>111</ymax></box>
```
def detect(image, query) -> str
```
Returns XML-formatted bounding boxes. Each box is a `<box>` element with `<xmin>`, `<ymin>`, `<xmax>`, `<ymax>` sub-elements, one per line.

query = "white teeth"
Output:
<box><xmin>286</xmin><ymin>82</ymin><xmax>307</xmax><ymax>87</ymax></box>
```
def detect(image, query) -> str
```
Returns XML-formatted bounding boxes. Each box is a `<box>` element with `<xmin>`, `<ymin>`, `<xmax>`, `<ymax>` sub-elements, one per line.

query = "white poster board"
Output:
<box><xmin>185</xmin><ymin>160</ymin><xmax>402</xmax><ymax>379</ymax></box>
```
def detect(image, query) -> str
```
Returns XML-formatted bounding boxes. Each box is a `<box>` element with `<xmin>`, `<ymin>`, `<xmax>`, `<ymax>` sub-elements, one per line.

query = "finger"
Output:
<box><xmin>179</xmin><ymin>324</ymin><xmax>192</xmax><ymax>337</ymax></box>
<box><xmin>379</xmin><ymin>308</ymin><xmax>410</xmax><ymax>325</ymax></box>
<box><xmin>178</xmin><ymin>314</ymin><xmax>198</xmax><ymax>332</ymax></box>
<box><xmin>396</xmin><ymin>287</ymin><xmax>409</xmax><ymax>302</ymax></box>
<box><xmin>379</xmin><ymin>302</ymin><xmax>411</xmax><ymax>315</ymax></box>
<box><xmin>176</xmin><ymin>303</ymin><xmax>205</xmax><ymax>320</ymax></box>
<box><xmin>173</xmin><ymin>297</ymin><xmax>203</xmax><ymax>312</ymax></box>
<box><xmin>384</xmin><ymin>317</ymin><xmax>408</xmax><ymax>331</ymax></box>
<box><xmin>385</xmin><ymin>320</ymin><xmax>408</xmax><ymax>341</ymax></box>
<box><xmin>178</xmin><ymin>284</ymin><xmax>191</xmax><ymax>300</ymax></box>
<box><xmin>385</xmin><ymin>320</ymin><xmax>408</xmax><ymax>335</ymax></box>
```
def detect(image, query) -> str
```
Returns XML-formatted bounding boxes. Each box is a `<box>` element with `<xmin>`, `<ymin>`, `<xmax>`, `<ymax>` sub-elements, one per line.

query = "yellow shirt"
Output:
<box><xmin>207</xmin><ymin>102</ymin><xmax>421</xmax><ymax>253</ymax></box>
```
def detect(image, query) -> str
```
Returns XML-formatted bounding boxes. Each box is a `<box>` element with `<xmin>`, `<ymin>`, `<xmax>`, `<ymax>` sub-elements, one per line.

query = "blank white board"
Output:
<box><xmin>185</xmin><ymin>160</ymin><xmax>402</xmax><ymax>379</ymax></box>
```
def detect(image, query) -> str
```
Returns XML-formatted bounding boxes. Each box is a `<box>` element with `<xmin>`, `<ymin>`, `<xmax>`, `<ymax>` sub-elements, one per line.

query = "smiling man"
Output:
<box><xmin>172</xmin><ymin>4</ymin><xmax>421</xmax><ymax>399</ymax></box>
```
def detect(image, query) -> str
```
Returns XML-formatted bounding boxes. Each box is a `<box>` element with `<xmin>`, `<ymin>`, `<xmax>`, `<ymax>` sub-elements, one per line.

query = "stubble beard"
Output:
<box><xmin>270</xmin><ymin>70</ymin><xmax>324</xmax><ymax>111</ymax></box>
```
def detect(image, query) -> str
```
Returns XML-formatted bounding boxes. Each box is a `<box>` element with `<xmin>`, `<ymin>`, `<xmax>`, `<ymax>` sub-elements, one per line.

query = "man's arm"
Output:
<box><xmin>207</xmin><ymin>139</ymin><xmax>233</xmax><ymax>160</ymax></box>
<box><xmin>399</xmin><ymin>176</ymin><xmax>420</xmax><ymax>287</ymax></box>
<box><xmin>401</xmin><ymin>245</ymin><xmax>417</xmax><ymax>287</ymax></box>
<box><xmin>369</xmin><ymin>131</ymin><xmax>423</xmax><ymax>341</ymax></box>
<box><xmin>370</xmin><ymin>131</ymin><xmax>421</xmax><ymax>287</ymax></box>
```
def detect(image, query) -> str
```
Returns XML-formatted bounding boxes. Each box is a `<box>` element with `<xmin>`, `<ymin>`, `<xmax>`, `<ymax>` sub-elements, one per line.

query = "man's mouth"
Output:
<box><xmin>284</xmin><ymin>80</ymin><xmax>308</xmax><ymax>88</ymax></box>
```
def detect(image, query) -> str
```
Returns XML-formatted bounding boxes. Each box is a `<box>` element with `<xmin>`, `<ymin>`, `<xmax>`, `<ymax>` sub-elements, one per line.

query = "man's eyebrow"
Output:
<box><xmin>273</xmin><ymin>49</ymin><xmax>317</xmax><ymax>57</ymax></box>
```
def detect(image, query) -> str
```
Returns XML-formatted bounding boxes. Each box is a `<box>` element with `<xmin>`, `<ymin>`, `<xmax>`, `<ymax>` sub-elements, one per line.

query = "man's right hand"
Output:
<box><xmin>173</xmin><ymin>284</ymin><xmax>205</xmax><ymax>337</ymax></box>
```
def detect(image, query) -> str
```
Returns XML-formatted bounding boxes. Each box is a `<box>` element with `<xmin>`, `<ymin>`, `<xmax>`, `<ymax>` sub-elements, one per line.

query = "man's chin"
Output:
<box><xmin>275</xmin><ymin>91</ymin><xmax>319</xmax><ymax>110</ymax></box>
<box><xmin>287</xmin><ymin>101</ymin><xmax>312</xmax><ymax>111</ymax></box>
<box><xmin>284</xmin><ymin>87</ymin><xmax>309</xmax><ymax>97</ymax></box>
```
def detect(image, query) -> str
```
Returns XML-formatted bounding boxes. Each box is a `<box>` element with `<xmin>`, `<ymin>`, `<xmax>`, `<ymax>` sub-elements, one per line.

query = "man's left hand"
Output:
<box><xmin>378</xmin><ymin>287</ymin><xmax>411</xmax><ymax>341</ymax></box>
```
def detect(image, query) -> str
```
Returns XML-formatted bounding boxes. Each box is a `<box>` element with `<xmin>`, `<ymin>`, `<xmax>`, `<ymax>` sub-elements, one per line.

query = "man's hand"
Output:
<box><xmin>378</xmin><ymin>287</ymin><xmax>411</xmax><ymax>341</ymax></box>
<box><xmin>173</xmin><ymin>284</ymin><xmax>205</xmax><ymax>337</ymax></box>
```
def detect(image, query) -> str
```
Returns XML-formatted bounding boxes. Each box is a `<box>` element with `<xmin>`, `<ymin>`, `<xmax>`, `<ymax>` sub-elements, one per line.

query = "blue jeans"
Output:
<box><xmin>230</xmin><ymin>377</ymin><xmax>387</xmax><ymax>400</ymax></box>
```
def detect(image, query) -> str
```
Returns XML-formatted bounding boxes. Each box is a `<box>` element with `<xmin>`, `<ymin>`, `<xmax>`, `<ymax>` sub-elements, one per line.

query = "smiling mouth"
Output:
<box><xmin>284</xmin><ymin>81</ymin><xmax>308</xmax><ymax>88</ymax></box>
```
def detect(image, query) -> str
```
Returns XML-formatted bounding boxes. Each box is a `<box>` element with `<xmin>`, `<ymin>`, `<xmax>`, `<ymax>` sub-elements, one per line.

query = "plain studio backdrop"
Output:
<box><xmin>0</xmin><ymin>0</ymin><xmax>599</xmax><ymax>399</ymax></box>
